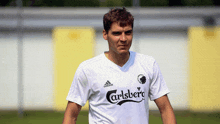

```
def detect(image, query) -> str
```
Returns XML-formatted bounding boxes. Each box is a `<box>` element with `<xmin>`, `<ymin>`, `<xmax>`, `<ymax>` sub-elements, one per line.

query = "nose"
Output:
<box><xmin>120</xmin><ymin>33</ymin><xmax>127</xmax><ymax>42</ymax></box>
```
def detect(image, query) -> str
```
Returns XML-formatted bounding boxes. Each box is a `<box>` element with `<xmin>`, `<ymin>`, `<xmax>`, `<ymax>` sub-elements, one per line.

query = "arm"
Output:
<box><xmin>62</xmin><ymin>101</ymin><xmax>82</xmax><ymax>124</ymax></box>
<box><xmin>154</xmin><ymin>94</ymin><xmax>177</xmax><ymax>124</ymax></box>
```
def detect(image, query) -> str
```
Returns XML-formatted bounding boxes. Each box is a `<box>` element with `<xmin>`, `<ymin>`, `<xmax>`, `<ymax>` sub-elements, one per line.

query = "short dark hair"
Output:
<box><xmin>103</xmin><ymin>7</ymin><xmax>134</xmax><ymax>33</ymax></box>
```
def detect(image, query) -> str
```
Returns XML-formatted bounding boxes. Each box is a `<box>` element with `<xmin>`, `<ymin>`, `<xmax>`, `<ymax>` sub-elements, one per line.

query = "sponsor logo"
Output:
<box><xmin>106</xmin><ymin>87</ymin><xmax>145</xmax><ymax>105</ymax></box>
<box><xmin>104</xmin><ymin>80</ymin><xmax>113</xmax><ymax>87</ymax></box>
<box><xmin>137</xmin><ymin>74</ymin><xmax>146</xmax><ymax>84</ymax></box>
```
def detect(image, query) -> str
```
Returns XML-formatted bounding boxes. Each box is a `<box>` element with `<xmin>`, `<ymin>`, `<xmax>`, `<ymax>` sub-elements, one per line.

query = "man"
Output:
<box><xmin>63</xmin><ymin>8</ymin><xmax>176</xmax><ymax>124</ymax></box>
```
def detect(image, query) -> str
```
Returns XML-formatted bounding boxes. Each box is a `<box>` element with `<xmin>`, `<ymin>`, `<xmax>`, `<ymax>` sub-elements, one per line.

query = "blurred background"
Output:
<box><xmin>0</xmin><ymin>0</ymin><xmax>220</xmax><ymax>123</ymax></box>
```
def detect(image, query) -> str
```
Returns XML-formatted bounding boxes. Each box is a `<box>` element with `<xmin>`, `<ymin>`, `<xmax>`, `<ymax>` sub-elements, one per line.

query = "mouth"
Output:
<box><xmin>118</xmin><ymin>45</ymin><xmax>128</xmax><ymax>50</ymax></box>
<box><xmin>118</xmin><ymin>45</ymin><xmax>127</xmax><ymax>47</ymax></box>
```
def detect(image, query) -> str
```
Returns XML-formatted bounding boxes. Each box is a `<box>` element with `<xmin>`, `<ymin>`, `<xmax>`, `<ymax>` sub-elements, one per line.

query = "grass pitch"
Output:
<box><xmin>0</xmin><ymin>110</ymin><xmax>220</xmax><ymax>124</ymax></box>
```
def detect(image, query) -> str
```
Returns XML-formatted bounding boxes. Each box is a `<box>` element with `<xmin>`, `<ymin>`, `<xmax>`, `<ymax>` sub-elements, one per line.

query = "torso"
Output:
<box><xmin>82</xmin><ymin>51</ymin><xmax>154</xmax><ymax>124</ymax></box>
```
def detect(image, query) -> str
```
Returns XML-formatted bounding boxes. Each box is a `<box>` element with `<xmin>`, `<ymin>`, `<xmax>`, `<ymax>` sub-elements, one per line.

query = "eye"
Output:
<box><xmin>112</xmin><ymin>32</ymin><xmax>121</xmax><ymax>36</ymax></box>
<box><xmin>125</xmin><ymin>30</ymin><xmax>132</xmax><ymax>35</ymax></box>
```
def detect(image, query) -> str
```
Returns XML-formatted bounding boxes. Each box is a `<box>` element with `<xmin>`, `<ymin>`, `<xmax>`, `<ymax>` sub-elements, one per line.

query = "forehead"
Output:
<box><xmin>110</xmin><ymin>22</ymin><xmax>132</xmax><ymax>31</ymax></box>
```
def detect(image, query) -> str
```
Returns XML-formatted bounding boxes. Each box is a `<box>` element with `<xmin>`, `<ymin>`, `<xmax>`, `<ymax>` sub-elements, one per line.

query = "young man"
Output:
<box><xmin>63</xmin><ymin>8</ymin><xmax>176</xmax><ymax>124</ymax></box>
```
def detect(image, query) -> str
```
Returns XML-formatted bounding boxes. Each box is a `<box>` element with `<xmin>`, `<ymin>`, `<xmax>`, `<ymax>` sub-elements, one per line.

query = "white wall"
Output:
<box><xmin>22</xmin><ymin>32</ymin><xmax>54</xmax><ymax>110</ymax></box>
<box><xmin>0</xmin><ymin>32</ymin><xmax>18</xmax><ymax>110</ymax></box>
<box><xmin>0</xmin><ymin>30</ymin><xmax>188</xmax><ymax>110</ymax></box>
<box><xmin>0</xmin><ymin>31</ymin><xmax>54</xmax><ymax>110</ymax></box>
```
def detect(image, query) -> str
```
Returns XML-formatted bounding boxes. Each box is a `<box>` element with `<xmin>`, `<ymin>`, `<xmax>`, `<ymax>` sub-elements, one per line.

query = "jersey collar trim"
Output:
<box><xmin>102</xmin><ymin>51</ymin><xmax>136</xmax><ymax>72</ymax></box>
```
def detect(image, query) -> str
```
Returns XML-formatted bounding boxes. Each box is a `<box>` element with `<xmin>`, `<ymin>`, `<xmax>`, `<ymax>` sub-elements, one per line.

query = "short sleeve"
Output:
<box><xmin>66</xmin><ymin>64</ymin><xmax>91</xmax><ymax>106</ymax></box>
<box><xmin>148</xmin><ymin>61</ymin><xmax>170</xmax><ymax>101</ymax></box>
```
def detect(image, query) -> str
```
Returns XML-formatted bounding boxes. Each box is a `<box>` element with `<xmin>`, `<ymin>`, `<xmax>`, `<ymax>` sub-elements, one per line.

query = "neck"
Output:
<box><xmin>105</xmin><ymin>51</ymin><xmax>130</xmax><ymax>67</ymax></box>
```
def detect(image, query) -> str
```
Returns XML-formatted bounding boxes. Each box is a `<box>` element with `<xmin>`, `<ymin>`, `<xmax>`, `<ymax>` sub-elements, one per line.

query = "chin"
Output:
<box><xmin>118</xmin><ymin>50</ymin><xmax>129</xmax><ymax>55</ymax></box>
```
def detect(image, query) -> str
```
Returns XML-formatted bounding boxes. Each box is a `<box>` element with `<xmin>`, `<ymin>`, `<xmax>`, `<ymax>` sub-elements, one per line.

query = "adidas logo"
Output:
<box><xmin>104</xmin><ymin>80</ymin><xmax>113</xmax><ymax>87</ymax></box>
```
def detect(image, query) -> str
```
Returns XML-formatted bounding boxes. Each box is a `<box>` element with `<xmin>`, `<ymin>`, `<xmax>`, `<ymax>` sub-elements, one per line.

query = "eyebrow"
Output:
<box><xmin>112</xmin><ymin>29</ymin><xmax>133</xmax><ymax>33</ymax></box>
<box><xmin>125</xmin><ymin>30</ymin><xmax>133</xmax><ymax>33</ymax></box>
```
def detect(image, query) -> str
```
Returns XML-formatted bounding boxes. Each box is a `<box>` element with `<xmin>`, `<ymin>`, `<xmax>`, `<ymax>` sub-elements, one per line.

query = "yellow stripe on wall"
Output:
<box><xmin>53</xmin><ymin>27</ymin><xmax>95</xmax><ymax>111</ymax></box>
<box><xmin>188</xmin><ymin>27</ymin><xmax>220</xmax><ymax>112</ymax></box>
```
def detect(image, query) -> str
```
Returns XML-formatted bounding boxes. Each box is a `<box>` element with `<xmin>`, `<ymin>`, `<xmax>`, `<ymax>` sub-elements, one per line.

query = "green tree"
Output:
<box><xmin>0</xmin><ymin>0</ymin><xmax>14</xmax><ymax>6</ymax></box>
<box><xmin>1</xmin><ymin>0</ymin><xmax>218</xmax><ymax>7</ymax></box>
<box><xmin>213</xmin><ymin>0</ymin><xmax>220</xmax><ymax>6</ymax></box>
<box><xmin>100</xmin><ymin>0</ymin><xmax>124</xmax><ymax>7</ymax></box>
<box><xmin>23</xmin><ymin>0</ymin><xmax>64</xmax><ymax>7</ymax></box>
<box><xmin>183</xmin><ymin>0</ymin><xmax>214</xmax><ymax>6</ymax></box>
<box><xmin>63</xmin><ymin>0</ymin><xmax>100</xmax><ymax>7</ymax></box>
<box><xmin>122</xmin><ymin>0</ymin><xmax>132</xmax><ymax>7</ymax></box>
<box><xmin>168</xmin><ymin>0</ymin><xmax>185</xmax><ymax>6</ymax></box>
<box><xmin>141</xmin><ymin>0</ymin><xmax>169</xmax><ymax>6</ymax></box>
<box><xmin>23</xmin><ymin>0</ymin><xmax>100</xmax><ymax>7</ymax></box>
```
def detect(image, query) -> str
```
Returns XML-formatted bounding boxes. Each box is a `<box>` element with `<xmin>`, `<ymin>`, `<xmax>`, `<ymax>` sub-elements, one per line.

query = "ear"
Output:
<box><xmin>102</xmin><ymin>29</ymin><xmax>108</xmax><ymax>40</ymax></box>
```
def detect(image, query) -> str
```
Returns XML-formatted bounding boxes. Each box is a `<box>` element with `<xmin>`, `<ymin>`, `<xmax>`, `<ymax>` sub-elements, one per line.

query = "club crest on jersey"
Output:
<box><xmin>137</xmin><ymin>74</ymin><xmax>146</xmax><ymax>84</ymax></box>
<box><xmin>106</xmin><ymin>87</ymin><xmax>145</xmax><ymax>105</ymax></box>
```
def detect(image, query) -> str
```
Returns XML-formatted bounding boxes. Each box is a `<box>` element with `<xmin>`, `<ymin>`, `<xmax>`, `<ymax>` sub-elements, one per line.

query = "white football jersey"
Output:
<box><xmin>66</xmin><ymin>51</ymin><xmax>170</xmax><ymax>124</ymax></box>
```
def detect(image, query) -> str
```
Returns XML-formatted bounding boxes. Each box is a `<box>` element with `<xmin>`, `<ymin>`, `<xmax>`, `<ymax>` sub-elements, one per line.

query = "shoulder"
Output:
<box><xmin>131</xmin><ymin>51</ymin><xmax>157</xmax><ymax>74</ymax></box>
<box><xmin>78</xmin><ymin>54</ymin><xmax>104</xmax><ymax>71</ymax></box>
<box><xmin>133</xmin><ymin>51</ymin><xmax>156</xmax><ymax>64</ymax></box>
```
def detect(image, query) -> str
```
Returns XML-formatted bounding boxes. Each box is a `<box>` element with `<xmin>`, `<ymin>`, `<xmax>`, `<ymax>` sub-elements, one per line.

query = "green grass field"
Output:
<box><xmin>0</xmin><ymin>110</ymin><xmax>220</xmax><ymax>124</ymax></box>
